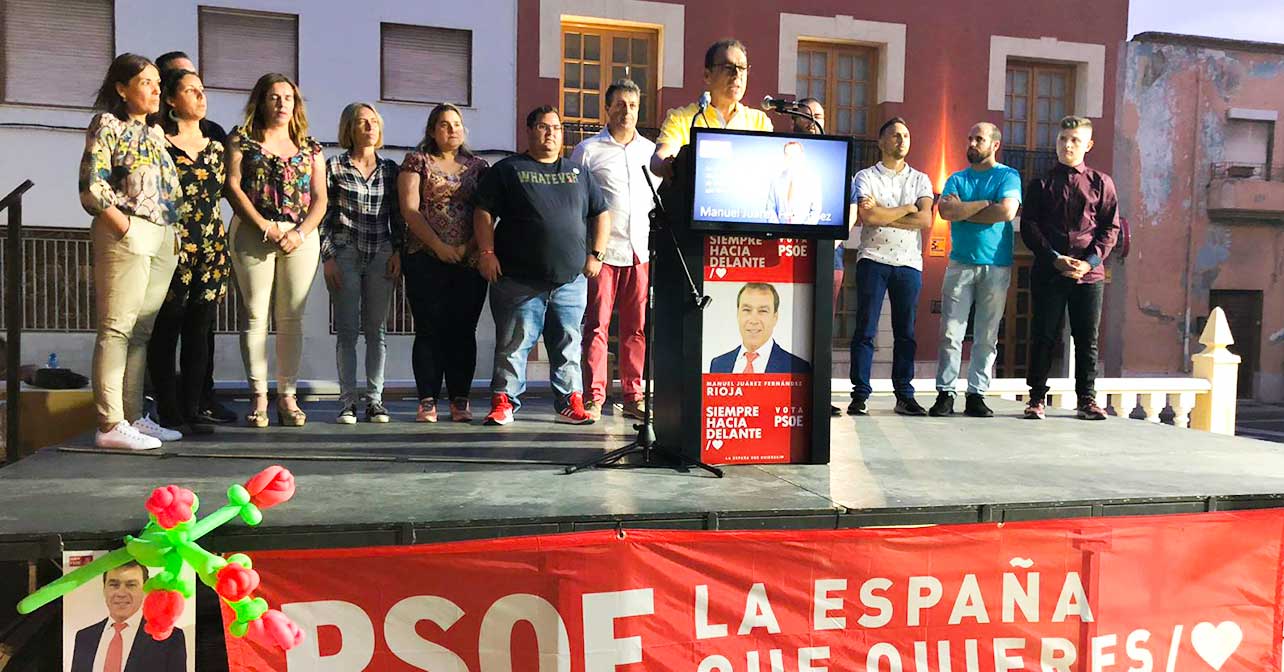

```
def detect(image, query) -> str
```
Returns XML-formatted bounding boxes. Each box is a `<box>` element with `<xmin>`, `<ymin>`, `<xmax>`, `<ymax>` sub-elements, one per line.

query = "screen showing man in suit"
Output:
<box><xmin>765</xmin><ymin>141</ymin><xmax>822</xmax><ymax>224</ymax></box>
<box><xmin>68</xmin><ymin>561</ymin><xmax>186</xmax><ymax>672</ymax></box>
<box><xmin>709</xmin><ymin>282</ymin><xmax>811</xmax><ymax>374</ymax></box>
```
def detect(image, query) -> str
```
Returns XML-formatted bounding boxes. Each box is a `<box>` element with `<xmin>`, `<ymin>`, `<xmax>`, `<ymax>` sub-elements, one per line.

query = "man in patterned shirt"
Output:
<box><xmin>847</xmin><ymin>118</ymin><xmax>935</xmax><ymax>416</ymax></box>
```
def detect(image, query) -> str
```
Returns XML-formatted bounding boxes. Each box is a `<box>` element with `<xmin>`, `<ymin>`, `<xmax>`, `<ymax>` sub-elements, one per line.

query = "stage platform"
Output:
<box><xmin>1</xmin><ymin>393</ymin><xmax>1283</xmax><ymax>559</ymax></box>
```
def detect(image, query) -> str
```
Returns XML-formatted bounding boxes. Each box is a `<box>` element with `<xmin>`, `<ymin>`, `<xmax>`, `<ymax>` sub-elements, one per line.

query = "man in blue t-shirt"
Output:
<box><xmin>474</xmin><ymin>106</ymin><xmax>610</xmax><ymax>426</ymax></box>
<box><xmin>931</xmin><ymin>122</ymin><xmax>1022</xmax><ymax>418</ymax></box>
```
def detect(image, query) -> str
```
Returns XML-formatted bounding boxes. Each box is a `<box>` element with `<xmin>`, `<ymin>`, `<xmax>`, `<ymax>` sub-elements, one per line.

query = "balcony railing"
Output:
<box><xmin>1211</xmin><ymin>162</ymin><xmax>1282</xmax><ymax>182</ymax></box>
<box><xmin>1003</xmin><ymin>147</ymin><xmax>1059</xmax><ymax>186</ymax></box>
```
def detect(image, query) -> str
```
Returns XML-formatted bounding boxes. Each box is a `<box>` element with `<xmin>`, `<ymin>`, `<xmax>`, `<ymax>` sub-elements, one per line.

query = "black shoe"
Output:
<box><xmin>894</xmin><ymin>395</ymin><xmax>928</xmax><ymax>416</ymax></box>
<box><xmin>847</xmin><ymin>398</ymin><xmax>868</xmax><ymax>415</ymax></box>
<box><xmin>830</xmin><ymin>405</ymin><xmax>842</xmax><ymax>417</ymax></box>
<box><xmin>964</xmin><ymin>393</ymin><xmax>994</xmax><ymax>418</ymax></box>
<box><xmin>200</xmin><ymin>400</ymin><xmax>238</xmax><ymax>424</ymax></box>
<box><xmin>182</xmin><ymin>421</ymin><xmax>215</xmax><ymax>435</ymax></box>
<box><xmin>928</xmin><ymin>391</ymin><xmax>955</xmax><ymax>417</ymax></box>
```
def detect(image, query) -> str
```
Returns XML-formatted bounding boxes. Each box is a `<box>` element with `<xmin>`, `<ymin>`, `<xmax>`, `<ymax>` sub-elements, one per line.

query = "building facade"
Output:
<box><xmin>0</xmin><ymin>0</ymin><xmax>1128</xmax><ymax>394</ymax></box>
<box><xmin>1110</xmin><ymin>33</ymin><xmax>1284</xmax><ymax>401</ymax></box>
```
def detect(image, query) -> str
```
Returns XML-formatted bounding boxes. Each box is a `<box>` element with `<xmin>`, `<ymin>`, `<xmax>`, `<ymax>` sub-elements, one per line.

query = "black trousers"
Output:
<box><xmin>1026</xmin><ymin>274</ymin><xmax>1104</xmax><ymax>402</ymax></box>
<box><xmin>402</xmin><ymin>251</ymin><xmax>489</xmax><ymax>401</ymax></box>
<box><xmin>146</xmin><ymin>283</ymin><xmax>220</xmax><ymax>424</ymax></box>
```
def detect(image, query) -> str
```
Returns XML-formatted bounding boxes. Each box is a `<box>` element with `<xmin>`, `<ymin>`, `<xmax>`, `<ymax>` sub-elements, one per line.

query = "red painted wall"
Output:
<box><xmin>516</xmin><ymin>0</ymin><xmax>1129</xmax><ymax>362</ymax></box>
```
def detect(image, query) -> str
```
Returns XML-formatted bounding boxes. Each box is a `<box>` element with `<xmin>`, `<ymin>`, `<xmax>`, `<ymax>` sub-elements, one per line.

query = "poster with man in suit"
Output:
<box><xmin>708</xmin><ymin>282</ymin><xmax>810</xmax><ymax>374</ymax></box>
<box><xmin>63</xmin><ymin>552</ymin><xmax>193</xmax><ymax>672</ymax></box>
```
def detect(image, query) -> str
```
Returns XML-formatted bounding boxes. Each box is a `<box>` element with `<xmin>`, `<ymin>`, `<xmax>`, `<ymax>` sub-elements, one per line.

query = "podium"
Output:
<box><xmin>652</xmin><ymin>129</ymin><xmax>850</xmax><ymax>466</ymax></box>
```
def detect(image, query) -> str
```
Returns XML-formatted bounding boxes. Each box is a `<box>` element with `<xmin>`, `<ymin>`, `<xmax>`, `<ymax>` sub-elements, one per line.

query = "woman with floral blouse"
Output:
<box><xmin>225</xmin><ymin>73</ymin><xmax>328</xmax><ymax>428</ymax></box>
<box><xmin>144</xmin><ymin>69</ymin><xmax>227</xmax><ymax>435</ymax></box>
<box><xmin>398</xmin><ymin>103</ymin><xmax>489</xmax><ymax>422</ymax></box>
<box><xmin>80</xmin><ymin>53</ymin><xmax>183</xmax><ymax>450</ymax></box>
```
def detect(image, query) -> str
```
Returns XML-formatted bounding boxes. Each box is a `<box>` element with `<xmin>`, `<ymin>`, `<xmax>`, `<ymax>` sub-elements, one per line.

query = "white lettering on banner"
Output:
<box><xmin>582</xmin><ymin>589</ymin><xmax>655</xmax><ymax>672</ymax></box>
<box><xmin>1052</xmin><ymin>572</ymin><xmax>1094</xmax><ymax>623</ymax></box>
<box><xmin>949</xmin><ymin>574</ymin><xmax>990</xmax><ymax>624</ymax></box>
<box><xmin>812</xmin><ymin>579</ymin><xmax>846</xmax><ymax>631</ymax></box>
<box><xmin>866</xmin><ymin>643</ymin><xmax>902</xmax><ymax>672</ymax></box>
<box><xmin>1002</xmin><ymin>571</ymin><xmax>1039</xmax><ymax>622</ymax></box>
<box><xmin>695</xmin><ymin>585</ymin><xmax>729</xmax><ymax>639</ymax></box>
<box><xmin>737</xmin><ymin>583</ymin><xmax>781</xmax><ymax>635</ymax></box>
<box><xmin>1041</xmin><ymin>636</ymin><xmax>1077</xmax><ymax>672</ymax></box>
<box><xmin>697</xmin><ymin>655</ymin><xmax>733</xmax><ymax>672</ymax></box>
<box><xmin>746</xmin><ymin>649</ymin><xmax>784</xmax><ymax>671</ymax></box>
<box><xmin>857</xmin><ymin>578</ymin><xmax>894</xmax><ymax>628</ymax></box>
<box><xmin>906</xmin><ymin>576</ymin><xmax>943</xmax><ymax>627</ymax></box>
<box><xmin>707</xmin><ymin>406</ymin><xmax>759</xmax><ymax>417</ymax></box>
<box><xmin>1126</xmin><ymin>629</ymin><xmax>1154</xmax><ymax>672</ymax></box>
<box><xmin>1091</xmin><ymin>633</ymin><xmax>1117</xmax><ymax>672</ymax></box>
<box><xmin>994</xmin><ymin>637</ymin><xmax>1026</xmax><ymax>671</ymax></box>
<box><xmin>283</xmin><ymin>600</ymin><xmax>376</xmax><ymax>670</ymax></box>
<box><xmin>478</xmin><ymin>594</ymin><xmax>571</xmax><ymax>672</ymax></box>
<box><xmin>798</xmin><ymin>646</ymin><xmax>830</xmax><ymax>672</ymax></box>
<box><xmin>385</xmin><ymin>596</ymin><xmax>468</xmax><ymax>671</ymax></box>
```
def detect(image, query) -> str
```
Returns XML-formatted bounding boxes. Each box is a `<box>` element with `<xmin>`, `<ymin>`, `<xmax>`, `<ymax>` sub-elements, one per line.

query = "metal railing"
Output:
<box><xmin>0</xmin><ymin>227</ymin><xmax>94</xmax><ymax>331</ymax></box>
<box><xmin>1003</xmin><ymin>147</ymin><xmax>1059</xmax><ymax>186</ymax></box>
<box><xmin>3</xmin><ymin>180</ymin><xmax>36</xmax><ymax>463</ymax></box>
<box><xmin>1211</xmin><ymin>162</ymin><xmax>1282</xmax><ymax>182</ymax></box>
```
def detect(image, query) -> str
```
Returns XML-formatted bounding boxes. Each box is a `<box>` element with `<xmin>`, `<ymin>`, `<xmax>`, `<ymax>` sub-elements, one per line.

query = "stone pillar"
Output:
<box><xmin>1190</xmin><ymin>307</ymin><xmax>1240</xmax><ymax>435</ymax></box>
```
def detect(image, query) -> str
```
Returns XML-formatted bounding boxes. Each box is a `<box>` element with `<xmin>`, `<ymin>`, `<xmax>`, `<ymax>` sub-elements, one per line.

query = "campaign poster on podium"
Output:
<box><xmin>702</xmin><ymin>236</ymin><xmax>814</xmax><ymax>464</ymax></box>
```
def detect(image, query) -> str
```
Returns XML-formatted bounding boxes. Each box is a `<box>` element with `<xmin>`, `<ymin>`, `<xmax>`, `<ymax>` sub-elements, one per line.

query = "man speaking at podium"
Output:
<box><xmin>650</xmin><ymin>39</ymin><xmax>772</xmax><ymax>178</ymax></box>
<box><xmin>709</xmin><ymin>282</ymin><xmax>810</xmax><ymax>374</ymax></box>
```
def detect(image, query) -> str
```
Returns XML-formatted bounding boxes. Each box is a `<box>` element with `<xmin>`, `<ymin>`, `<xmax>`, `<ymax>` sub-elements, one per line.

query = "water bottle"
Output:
<box><xmin>47</xmin><ymin>352</ymin><xmax>58</xmax><ymax>369</ymax></box>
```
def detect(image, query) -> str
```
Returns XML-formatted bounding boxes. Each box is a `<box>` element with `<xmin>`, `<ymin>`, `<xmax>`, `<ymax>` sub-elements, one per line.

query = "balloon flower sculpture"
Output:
<box><xmin>16</xmin><ymin>466</ymin><xmax>304</xmax><ymax>651</ymax></box>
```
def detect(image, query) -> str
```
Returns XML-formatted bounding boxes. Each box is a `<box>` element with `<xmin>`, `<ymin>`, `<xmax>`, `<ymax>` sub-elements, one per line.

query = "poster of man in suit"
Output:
<box><xmin>63</xmin><ymin>551</ymin><xmax>193</xmax><ymax>672</ymax></box>
<box><xmin>707</xmin><ymin>282</ymin><xmax>811</xmax><ymax>374</ymax></box>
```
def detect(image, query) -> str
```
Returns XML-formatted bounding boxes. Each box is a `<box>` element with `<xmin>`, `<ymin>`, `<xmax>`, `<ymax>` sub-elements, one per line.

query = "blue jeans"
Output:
<box><xmin>935</xmin><ymin>262</ymin><xmax>1011</xmax><ymax>394</ymax></box>
<box><xmin>489</xmin><ymin>275</ymin><xmax>588</xmax><ymax>411</ymax></box>
<box><xmin>329</xmin><ymin>243</ymin><xmax>395</xmax><ymax>405</ymax></box>
<box><xmin>849</xmin><ymin>258</ymin><xmax>921</xmax><ymax>401</ymax></box>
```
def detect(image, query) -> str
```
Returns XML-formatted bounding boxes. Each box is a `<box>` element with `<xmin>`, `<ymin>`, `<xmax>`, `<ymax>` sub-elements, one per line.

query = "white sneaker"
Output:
<box><xmin>96</xmin><ymin>421</ymin><xmax>162</xmax><ymax>451</ymax></box>
<box><xmin>133</xmin><ymin>416</ymin><xmax>183</xmax><ymax>442</ymax></box>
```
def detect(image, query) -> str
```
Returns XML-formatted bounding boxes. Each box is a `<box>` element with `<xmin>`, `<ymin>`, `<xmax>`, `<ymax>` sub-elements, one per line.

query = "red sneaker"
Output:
<box><xmin>450</xmin><ymin>397</ymin><xmax>473</xmax><ymax>422</ymax></box>
<box><xmin>555</xmin><ymin>392</ymin><xmax>594</xmax><ymax>425</ymax></box>
<box><xmin>483</xmin><ymin>393</ymin><xmax>514</xmax><ymax>426</ymax></box>
<box><xmin>1024</xmin><ymin>401</ymin><xmax>1046</xmax><ymax>420</ymax></box>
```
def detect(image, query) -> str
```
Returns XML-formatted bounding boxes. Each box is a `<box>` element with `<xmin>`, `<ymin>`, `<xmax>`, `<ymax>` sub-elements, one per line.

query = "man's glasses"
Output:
<box><xmin>712</xmin><ymin>62</ymin><xmax>750</xmax><ymax>77</ymax></box>
<box><xmin>535</xmin><ymin>123</ymin><xmax>563</xmax><ymax>133</ymax></box>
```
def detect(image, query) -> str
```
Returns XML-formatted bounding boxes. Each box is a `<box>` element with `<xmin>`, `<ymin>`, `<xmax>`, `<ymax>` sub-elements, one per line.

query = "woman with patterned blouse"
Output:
<box><xmin>321</xmin><ymin>103</ymin><xmax>403</xmax><ymax>425</ymax></box>
<box><xmin>398</xmin><ymin>103</ymin><xmax>490</xmax><ymax>422</ymax></box>
<box><xmin>144</xmin><ymin>69</ymin><xmax>227</xmax><ymax>435</ymax></box>
<box><xmin>80</xmin><ymin>53</ymin><xmax>183</xmax><ymax>451</ymax></box>
<box><xmin>225</xmin><ymin>73</ymin><xmax>328</xmax><ymax>428</ymax></box>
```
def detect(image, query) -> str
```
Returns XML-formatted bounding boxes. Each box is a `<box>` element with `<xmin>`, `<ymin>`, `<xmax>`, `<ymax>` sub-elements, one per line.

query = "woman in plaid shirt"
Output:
<box><xmin>320</xmin><ymin>103</ymin><xmax>403</xmax><ymax>424</ymax></box>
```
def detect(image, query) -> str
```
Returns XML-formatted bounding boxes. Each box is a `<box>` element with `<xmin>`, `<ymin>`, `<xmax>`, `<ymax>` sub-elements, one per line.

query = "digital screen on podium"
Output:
<box><xmin>689</xmin><ymin>127</ymin><xmax>852</xmax><ymax>238</ymax></box>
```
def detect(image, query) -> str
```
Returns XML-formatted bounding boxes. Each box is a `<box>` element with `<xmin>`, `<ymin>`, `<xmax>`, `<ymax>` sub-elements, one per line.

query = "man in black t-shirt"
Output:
<box><xmin>474</xmin><ymin>106</ymin><xmax>610</xmax><ymax>425</ymax></box>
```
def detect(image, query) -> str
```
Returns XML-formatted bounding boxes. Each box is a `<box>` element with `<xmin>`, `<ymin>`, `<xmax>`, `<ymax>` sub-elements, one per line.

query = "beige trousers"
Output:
<box><xmin>228</xmin><ymin>216</ymin><xmax>320</xmax><ymax>396</ymax></box>
<box><xmin>92</xmin><ymin>215</ymin><xmax>179</xmax><ymax>426</ymax></box>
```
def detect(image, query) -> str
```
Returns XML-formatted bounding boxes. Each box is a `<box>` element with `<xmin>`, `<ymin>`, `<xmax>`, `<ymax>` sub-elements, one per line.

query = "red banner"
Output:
<box><xmin>224</xmin><ymin>510</ymin><xmax>1284</xmax><ymax>671</ymax></box>
<box><xmin>702</xmin><ymin>236</ymin><xmax>815</xmax><ymax>464</ymax></box>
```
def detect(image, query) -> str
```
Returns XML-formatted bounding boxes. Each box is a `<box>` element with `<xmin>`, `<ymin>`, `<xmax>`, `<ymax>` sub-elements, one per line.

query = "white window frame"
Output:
<box><xmin>777</xmin><ymin>13</ymin><xmax>905</xmax><ymax>104</ymax></box>
<box><xmin>538</xmin><ymin>0</ymin><xmax>683</xmax><ymax>90</ymax></box>
<box><xmin>988</xmin><ymin>36</ymin><xmax>1105</xmax><ymax>118</ymax></box>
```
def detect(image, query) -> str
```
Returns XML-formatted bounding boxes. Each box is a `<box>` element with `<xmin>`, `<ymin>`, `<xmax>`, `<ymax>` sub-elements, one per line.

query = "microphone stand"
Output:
<box><xmin>778</xmin><ymin>108</ymin><xmax>824</xmax><ymax>135</ymax></box>
<box><xmin>564</xmin><ymin>166</ymin><xmax>722</xmax><ymax>477</ymax></box>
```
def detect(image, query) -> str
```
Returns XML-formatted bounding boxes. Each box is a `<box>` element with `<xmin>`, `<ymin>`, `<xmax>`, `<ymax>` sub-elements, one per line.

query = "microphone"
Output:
<box><xmin>691</xmin><ymin>91</ymin><xmax>712</xmax><ymax>134</ymax></box>
<box><xmin>760</xmin><ymin>95</ymin><xmax>800</xmax><ymax>113</ymax></box>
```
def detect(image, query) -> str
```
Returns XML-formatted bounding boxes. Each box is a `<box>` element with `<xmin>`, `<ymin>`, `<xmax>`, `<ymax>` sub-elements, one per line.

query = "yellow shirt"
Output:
<box><xmin>656</xmin><ymin>99</ymin><xmax>773</xmax><ymax>149</ymax></box>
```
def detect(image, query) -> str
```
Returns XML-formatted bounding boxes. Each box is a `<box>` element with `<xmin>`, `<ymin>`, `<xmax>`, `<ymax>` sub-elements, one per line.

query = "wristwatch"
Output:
<box><xmin>590</xmin><ymin>250</ymin><xmax>605</xmax><ymax>262</ymax></box>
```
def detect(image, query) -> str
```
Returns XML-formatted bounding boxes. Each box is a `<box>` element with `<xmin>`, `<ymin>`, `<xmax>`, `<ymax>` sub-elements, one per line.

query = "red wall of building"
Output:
<box><xmin>516</xmin><ymin>0</ymin><xmax>1129</xmax><ymax>362</ymax></box>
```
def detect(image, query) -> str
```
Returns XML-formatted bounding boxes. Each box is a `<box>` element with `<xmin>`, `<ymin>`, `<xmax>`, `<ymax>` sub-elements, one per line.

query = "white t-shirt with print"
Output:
<box><xmin>850</xmin><ymin>162</ymin><xmax>934</xmax><ymax>271</ymax></box>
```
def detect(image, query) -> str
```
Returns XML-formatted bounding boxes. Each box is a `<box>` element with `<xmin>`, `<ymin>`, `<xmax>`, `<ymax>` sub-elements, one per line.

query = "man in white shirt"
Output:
<box><xmin>70</xmin><ymin>562</ymin><xmax>186</xmax><ymax>672</ymax></box>
<box><xmin>571</xmin><ymin>80</ymin><xmax>658</xmax><ymax>421</ymax></box>
<box><xmin>848</xmin><ymin>117</ymin><xmax>935</xmax><ymax>416</ymax></box>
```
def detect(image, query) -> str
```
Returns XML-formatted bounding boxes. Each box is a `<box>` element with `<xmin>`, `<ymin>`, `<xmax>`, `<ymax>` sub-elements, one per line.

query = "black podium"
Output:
<box><xmin>651</xmin><ymin>128</ymin><xmax>850</xmax><ymax>466</ymax></box>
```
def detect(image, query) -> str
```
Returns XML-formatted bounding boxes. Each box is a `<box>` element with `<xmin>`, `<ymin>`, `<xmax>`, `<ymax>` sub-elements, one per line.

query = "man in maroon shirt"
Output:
<box><xmin>1019</xmin><ymin>116</ymin><xmax>1119</xmax><ymax>420</ymax></box>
